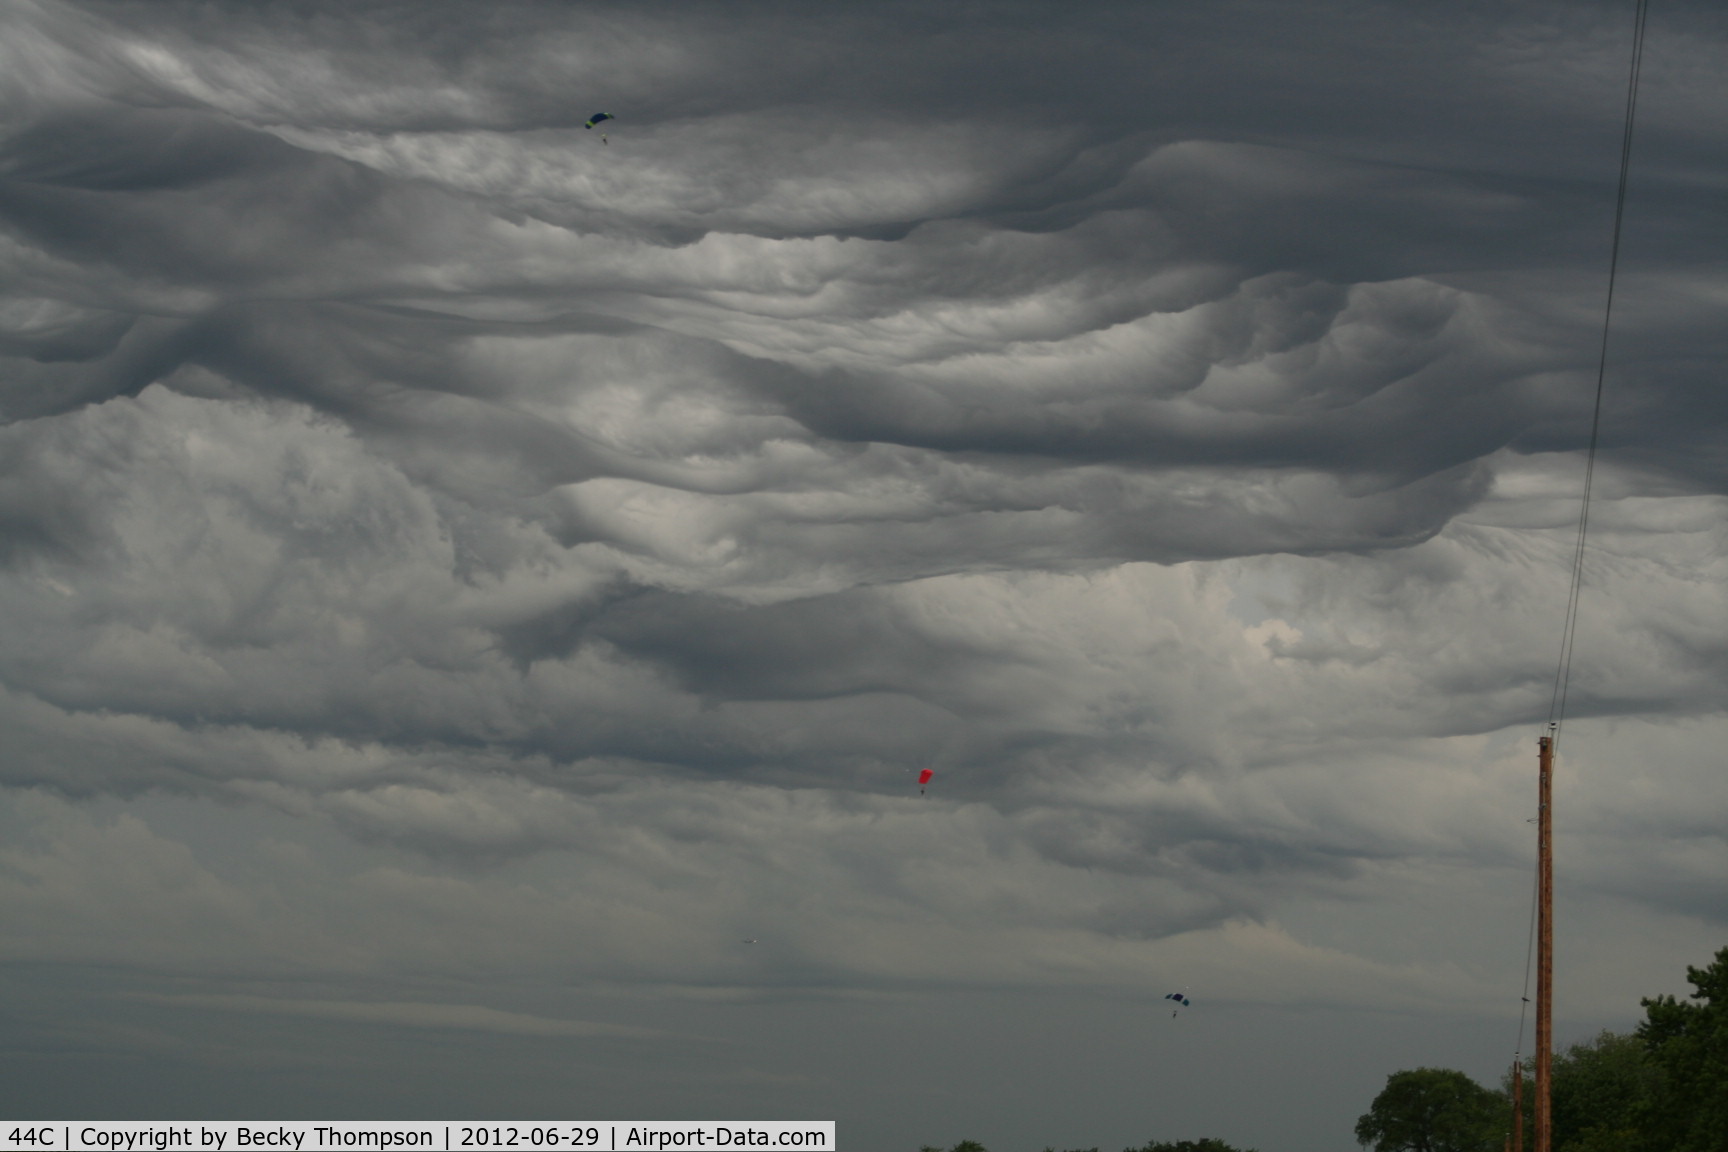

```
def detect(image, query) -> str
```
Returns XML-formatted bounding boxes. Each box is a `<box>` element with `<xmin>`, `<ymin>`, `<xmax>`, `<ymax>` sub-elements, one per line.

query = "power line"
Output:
<box><xmin>1546</xmin><ymin>0</ymin><xmax>1650</xmax><ymax>750</ymax></box>
<box><xmin>1512</xmin><ymin>2</ymin><xmax>1651</xmax><ymax>1123</ymax></box>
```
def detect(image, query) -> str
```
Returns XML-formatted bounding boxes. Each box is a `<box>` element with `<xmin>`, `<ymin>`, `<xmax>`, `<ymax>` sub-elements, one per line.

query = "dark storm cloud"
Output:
<box><xmin>2</xmin><ymin>0</ymin><xmax>1719</xmax><ymax>771</ymax></box>
<box><xmin>0</xmin><ymin>4</ymin><xmax>1724</xmax><ymax>1141</ymax></box>
<box><xmin>6</xmin><ymin>0</ymin><xmax>1720</xmax><ymax>492</ymax></box>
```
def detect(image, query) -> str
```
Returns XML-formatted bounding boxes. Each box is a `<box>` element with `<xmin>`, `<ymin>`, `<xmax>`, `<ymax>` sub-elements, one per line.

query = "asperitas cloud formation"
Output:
<box><xmin>1</xmin><ymin>2</ymin><xmax>1724</xmax><ymax>1148</ymax></box>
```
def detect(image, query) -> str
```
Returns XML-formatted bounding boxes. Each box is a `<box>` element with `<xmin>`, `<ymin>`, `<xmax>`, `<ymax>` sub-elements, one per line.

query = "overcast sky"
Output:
<box><xmin>1</xmin><ymin>1</ymin><xmax>1725</xmax><ymax>1149</ymax></box>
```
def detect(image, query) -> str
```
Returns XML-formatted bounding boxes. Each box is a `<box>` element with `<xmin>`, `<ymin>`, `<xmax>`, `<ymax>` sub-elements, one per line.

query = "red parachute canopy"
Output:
<box><xmin>917</xmin><ymin>769</ymin><xmax>934</xmax><ymax>794</ymax></box>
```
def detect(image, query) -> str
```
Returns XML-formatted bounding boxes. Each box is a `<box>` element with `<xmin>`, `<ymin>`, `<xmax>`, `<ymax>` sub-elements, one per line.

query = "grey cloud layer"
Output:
<box><xmin>0</xmin><ymin>3</ymin><xmax>1723</xmax><ymax>1100</ymax></box>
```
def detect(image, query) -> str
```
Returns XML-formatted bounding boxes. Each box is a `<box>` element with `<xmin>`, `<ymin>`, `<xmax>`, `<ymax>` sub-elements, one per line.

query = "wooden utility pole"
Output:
<box><xmin>1535</xmin><ymin>732</ymin><xmax>1555</xmax><ymax>1152</ymax></box>
<box><xmin>1512</xmin><ymin>1054</ymin><xmax>1524</xmax><ymax>1152</ymax></box>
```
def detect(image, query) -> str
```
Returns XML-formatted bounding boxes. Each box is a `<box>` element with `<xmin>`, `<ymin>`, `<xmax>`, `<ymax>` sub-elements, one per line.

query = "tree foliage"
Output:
<box><xmin>1038</xmin><ymin>1140</ymin><xmax>1251</xmax><ymax>1152</ymax></box>
<box><xmin>1635</xmin><ymin>944</ymin><xmax>1728</xmax><ymax>1152</ymax></box>
<box><xmin>1495</xmin><ymin>949</ymin><xmax>1726</xmax><ymax>1152</ymax></box>
<box><xmin>1552</xmin><ymin>1030</ymin><xmax>1657</xmax><ymax>1152</ymax></box>
<box><xmin>1355</xmin><ymin>1067</ymin><xmax>1503</xmax><ymax>1152</ymax></box>
<box><xmin>1501</xmin><ymin>1031</ymin><xmax>1656</xmax><ymax>1152</ymax></box>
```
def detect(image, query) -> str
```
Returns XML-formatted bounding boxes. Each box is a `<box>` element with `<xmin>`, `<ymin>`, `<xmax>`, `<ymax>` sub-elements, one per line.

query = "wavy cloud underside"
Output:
<box><xmin>0</xmin><ymin>0</ymin><xmax>1724</xmax><ymax>1143</ymax></box>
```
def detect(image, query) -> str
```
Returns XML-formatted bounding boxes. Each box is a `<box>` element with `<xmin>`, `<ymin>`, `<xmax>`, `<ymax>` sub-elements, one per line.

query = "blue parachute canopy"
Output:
<box><xmin>584</xmin><ymin>113</ymin><xmax>614</xmax><ymax>129</ymax></box>
<box><xmin>1164</xmin><ymin>993</ymin><xmax>1191</xmax><ymax>1006</ymax></box>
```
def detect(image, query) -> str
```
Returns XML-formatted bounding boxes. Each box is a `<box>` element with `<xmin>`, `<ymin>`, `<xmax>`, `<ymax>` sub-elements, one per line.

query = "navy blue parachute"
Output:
<box><xmin>584</xmin><ymin>113</ymin><xmax>614</xmax><ymax>129</ymax></box>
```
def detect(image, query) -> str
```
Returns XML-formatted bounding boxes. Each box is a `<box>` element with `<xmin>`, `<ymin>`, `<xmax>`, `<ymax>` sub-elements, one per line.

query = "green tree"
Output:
<box><xmin>1634</xmin><ymin>945</ymin><xmax>1728</xmax><ymax>1152</ymax></box>
<box><xmin>1550</xmin><ymin>1031</ymin><xmax>1656</xmax><ymax>1152</ymax></box>
<box><xmin>1500</xmin><ymin>1031</ymin><xmax>1655</xmax><ymax>1152</ymax></box>
<box><xmin>1039</xmin><ymin>1140</ymin><xmax>1254</xmax><ymax>1152</ymax></box>
<box><xmin>1355</xmin><ymin>1067</ymin><xmax>1503</xmax><ymax>1152</ymax></box>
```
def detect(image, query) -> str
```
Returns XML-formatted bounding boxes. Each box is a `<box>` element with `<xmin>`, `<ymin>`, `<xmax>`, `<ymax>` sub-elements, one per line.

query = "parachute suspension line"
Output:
<box><xmin>1545</xmin><ymin>0</ymin><xmax>1650</xmax><ymax>750</ymax></box>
